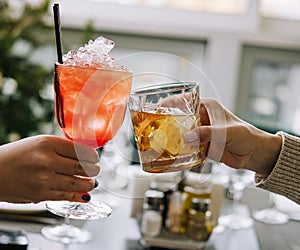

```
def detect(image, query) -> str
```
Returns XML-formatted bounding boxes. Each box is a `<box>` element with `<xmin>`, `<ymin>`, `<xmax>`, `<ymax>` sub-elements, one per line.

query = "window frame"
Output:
<box><xmin>235</xmin><ymin>45</ymin><xmax>300</xmax><ymax>133</ymax></box>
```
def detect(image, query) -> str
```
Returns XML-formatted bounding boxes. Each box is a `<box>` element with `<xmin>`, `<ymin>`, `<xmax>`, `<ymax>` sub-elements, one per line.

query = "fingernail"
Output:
<box><xmin>82</xmin><ymin>194</ymin><xmax>91</xmax><ymax>202</ymax></box>
<box><xmin>94</xmin><ymin>180</ymin><xmax>99</xmax><ymax>189</ymax></box>
<box><xmin>184</xmin><ymin>131</ymin><xmax>198</xmax><ymax>143</ymax></box>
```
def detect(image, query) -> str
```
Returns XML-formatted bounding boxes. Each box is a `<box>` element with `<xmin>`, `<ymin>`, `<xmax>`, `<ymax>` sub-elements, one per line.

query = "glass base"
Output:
<box><xmin>41</xmin><ymin>224</ymin><xmax>92</xmax><ymax>244</ymax></box>
<box><xmin>253</xmin><ymin>208</ymin><xmax>289</xmax><ymax>224</ymax></box>
<box><xmin>218</xmin><ymin>214</ymin><xmax>254</xmax><ymax>230</ymax></box>
<box><xmin>46</xmin><ymin>201</ymin><xmax>112</xmax><ymax>220</ymax></box>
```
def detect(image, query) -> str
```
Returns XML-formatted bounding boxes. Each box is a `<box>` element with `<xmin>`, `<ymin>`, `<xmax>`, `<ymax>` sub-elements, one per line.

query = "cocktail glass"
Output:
<box><xmin>42</xmin><ymin>62</ymin><xmax>132</xmax><ymax>243</ymax></box>
<box><xmin>218</xmin><ymin>169</ymin><xmax>254</xmax><ymax>230</ymax></box>
<box><xmin>128</xmin><ymin>82</ymin><xmax>206</xmax><ymax>173</ymax></box>
<box><xmin>252</xmin><ymin>192</ymin><xmax>289</xmax><ymax>224</ymax></box>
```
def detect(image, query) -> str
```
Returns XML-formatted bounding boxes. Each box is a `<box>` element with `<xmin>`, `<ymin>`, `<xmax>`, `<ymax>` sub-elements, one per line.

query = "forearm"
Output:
<box><xmin>255</xmin><ymin>132</ymin><xmax>300</xmax><ymax>204</ymax></box>
<box><xmin>249</xmin><ymin>128</ymin><xmax>282</xmax><ymax>177</ymax></box>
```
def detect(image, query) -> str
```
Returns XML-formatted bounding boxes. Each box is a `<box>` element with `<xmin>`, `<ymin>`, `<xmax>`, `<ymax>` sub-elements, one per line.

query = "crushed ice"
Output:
<box><xmin>63</xmin><ymin>36</ymin><xmax>127</xmax><ymax>71</ymax></box>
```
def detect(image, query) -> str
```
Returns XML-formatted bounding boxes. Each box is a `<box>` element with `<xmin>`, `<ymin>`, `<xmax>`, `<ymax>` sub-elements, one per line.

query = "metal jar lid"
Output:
<box><xmin>144</xmin><ymin>190</ymin><xmax>164</xmax><ymax>209</ymax></box>
<box><xmin>191</xmin><ymin>198</ymin><xmax>210</xmax><ymax>212</ymax></box>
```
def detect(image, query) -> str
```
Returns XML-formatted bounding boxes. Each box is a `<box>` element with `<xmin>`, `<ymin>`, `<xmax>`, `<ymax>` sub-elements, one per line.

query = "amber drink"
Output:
<box><xmin>129</xmin><ymin>82</ymin><xmax>205</xmax><ymax>173</ymax></box>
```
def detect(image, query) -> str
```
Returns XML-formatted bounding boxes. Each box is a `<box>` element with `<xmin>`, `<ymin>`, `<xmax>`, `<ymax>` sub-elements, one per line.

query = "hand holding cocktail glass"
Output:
<box><xmin>47</xmin><ymin>59</ymin><xmax>132</xmax><ymax>217</ymax></box>
<box><xmin>42</xmin><ymin>4</ymin><xmax>132</xmax><ymax>243</ymax></box>
<box><xmin>43</xmin><ymin>42</ymin><xmax>132</xmax><ymax>243</ymax></box>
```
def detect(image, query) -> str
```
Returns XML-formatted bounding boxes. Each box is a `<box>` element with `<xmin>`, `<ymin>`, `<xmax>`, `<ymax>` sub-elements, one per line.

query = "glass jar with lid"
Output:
<box><xmin>180</xmin><ymin>183</ymin><xmax>212</xmax><ymax>233</ymax></box>
<box><xmin>186</xmin><ymin>198</ymin><xmax>213</xmax><ymax>241</ymax></box>
<box><xmin>141</xmin><ymin>190</ymin><xmax>164</xmax><ymax>237</ymax></box>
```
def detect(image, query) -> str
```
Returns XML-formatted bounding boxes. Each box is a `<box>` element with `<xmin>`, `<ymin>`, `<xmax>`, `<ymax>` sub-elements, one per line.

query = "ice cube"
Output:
<box><xmin>149</xmin><ymin>129</ymin><xmax>166</xmax><ymax>155</ymax></box>
<box><xmin>154</xmin><ymin>107</ymin><xmax>186</xmax><ymax>116</ymax></box>
<box><xmin>168</xmin><ymin>107</ymin><xmax>186</xmax><ymax>116</ymax></box>
<box><xmin>181</xmin><ymin>116</ymin><xmax>196</xmax><ymax>130</ymax></box>
<box><xmin>63</xmin><ymin>36</ymin><xmax>127</xmax><ymax>71</ymax></box>
<box><xmin>157</xmin><ymin>116</ymin><xmax>182</xmax><ymax>156</ymax></box>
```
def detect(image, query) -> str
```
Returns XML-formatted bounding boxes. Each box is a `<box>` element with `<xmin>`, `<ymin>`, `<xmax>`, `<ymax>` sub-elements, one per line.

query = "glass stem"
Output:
<box><xmin>232</xmin><ymin>185</ymin><xmax>244</xmax><ymax>214</ymax></box>
<box><xmin>64</xmin><ymin>217</ymin><xmax>71</xmax><ymax>225</ymax></box>
<box><xmin>232</xmin><ymin>191</ymin><xmax>239</xmax><ymax>214</ymax></box>
<box><xmin>268</xmin><ymin>193</ymin><xmax>276</xmax><ymax>210</ymax></box>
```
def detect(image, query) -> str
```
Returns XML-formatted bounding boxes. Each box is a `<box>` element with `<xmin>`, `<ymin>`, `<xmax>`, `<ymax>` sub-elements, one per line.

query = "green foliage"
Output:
<box><xmin>0</xmin><ymin>0</ymin><xmax>54</xmax><ymax>144</ymax></box>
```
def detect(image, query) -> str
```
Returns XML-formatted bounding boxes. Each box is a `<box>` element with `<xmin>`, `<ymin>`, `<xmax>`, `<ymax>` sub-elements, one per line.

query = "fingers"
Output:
<box><xmin>184</xmin><ymin>125</ymin><xmax>226</xmax><ymax>162</ymax></box>
<box><xmin>54</xmin><ymin>157</ymin><xmax>100</xmax><ymax>177</ymax></box>
<box><xmin>30</xmin><ymin>169</ymin><xmax>99</xmax><ymax>203</ymax></box>
<box><xmin>201</xmin><ymin>98</ymin><xmax>227</xmax><ymax>127</ymax></box>
<box><xmin>52</xmin><ymin>136</ymin><xmax>99</xmax><ymax>163</ymax></box>
<box><xmin>51</xmin><ymin>175</ymin><xmax>97</xmax><ymax>192</ymax></box>
<box><xmin>41</xmin><ymin>175</ymin><xmax>98</xmax><ymax>203</ymax></box>
<box><xmin>184</xmin><ymin>126</ymin><xmax>227</xmax><ymax>147</ymax></box>
<box><xmin>184</xmin><ymin>126</ymin><xmax>212</xmax><ymax>146</ymax></box>
<box><xmin>46</xmin><ymin>191</ymin><xmax>92</xmax><ymax>203</ymax></box>
<box><xmin>200</xmin><ymin>102</ymin><xmax>210</xmax><ymax>126</ymax></box>
<box><xmin>49</xmin><ymin>136</ymin><xmax>100</xmax><ymax>177</ymax></box>
<box><xmin>184</xmin><ymin>98</ymin><xmax>227</xmax><ymax>145</ymax></box>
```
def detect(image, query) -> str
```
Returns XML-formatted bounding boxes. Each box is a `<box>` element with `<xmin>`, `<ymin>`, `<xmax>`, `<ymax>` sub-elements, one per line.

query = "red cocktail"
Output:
<box><xmin>46</xmin><ymin>37</ymin><xmax>132</xmax><ymax>222</ymax></box>
<box><xmin>55</xmin><ymin>64</ymin><xmax>132</xmax><ymax>149</ymax></box>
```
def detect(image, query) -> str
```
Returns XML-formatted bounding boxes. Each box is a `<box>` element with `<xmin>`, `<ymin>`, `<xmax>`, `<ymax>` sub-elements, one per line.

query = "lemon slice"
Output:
<box><xmin>157</xmin><ymin>116</ymin><xmax>182</xmax><ymax>156</ymax></box>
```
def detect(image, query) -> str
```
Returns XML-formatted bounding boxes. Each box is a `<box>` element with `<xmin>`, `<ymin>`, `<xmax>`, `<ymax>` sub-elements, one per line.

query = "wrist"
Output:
<box><xmin>253</xmin><ymin>131</ymin><xmax>282</xmax><ymax>177</ymax></box>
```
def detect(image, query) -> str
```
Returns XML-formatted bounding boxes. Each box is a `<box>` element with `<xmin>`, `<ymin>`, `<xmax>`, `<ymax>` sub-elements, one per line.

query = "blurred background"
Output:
<box><xmin>1</xmin><ymin>2</ymin><xmax>299</xmax><ymax>247</ymax></box>
<box><xmin>0</xmin><ymin>0</ymin><xmax>300</xmax><ymax>144</ymax></box>
<box><xmin>1</xmin><ymin>0</ymin><xmax>300</xmax><ymax>146</ymax></box>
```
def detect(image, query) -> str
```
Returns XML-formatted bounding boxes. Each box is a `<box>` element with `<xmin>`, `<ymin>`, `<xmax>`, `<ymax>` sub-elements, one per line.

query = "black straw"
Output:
<box><xmin>53</xmin><ymin>3</ymin><xmax>63</xmax><ymax>64</ymax></box>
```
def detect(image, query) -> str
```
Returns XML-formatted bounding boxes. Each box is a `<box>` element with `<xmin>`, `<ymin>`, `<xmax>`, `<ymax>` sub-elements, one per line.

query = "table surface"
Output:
<box><xmin>0</xmin><ymin>187</ymin><xmax>299</xmax><ymax>250</ymax></box>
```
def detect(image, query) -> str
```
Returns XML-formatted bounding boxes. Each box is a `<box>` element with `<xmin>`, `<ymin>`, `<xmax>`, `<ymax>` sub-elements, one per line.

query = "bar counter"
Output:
<box><xmin>0</xmin><ymin>186</ymin><xmax>298</xmax><ymax>250</ymax></box>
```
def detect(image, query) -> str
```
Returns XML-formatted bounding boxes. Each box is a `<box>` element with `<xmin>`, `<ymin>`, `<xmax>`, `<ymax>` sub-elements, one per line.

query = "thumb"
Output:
<box><xmin>184</xmin><ymin>125</ymin><xmax>227</xmax><ymax>162</ymax></box>
<box><xmin>184</xmin><ymin>126</ymin><xmax>212</xmax><ymax>146</ymax></box>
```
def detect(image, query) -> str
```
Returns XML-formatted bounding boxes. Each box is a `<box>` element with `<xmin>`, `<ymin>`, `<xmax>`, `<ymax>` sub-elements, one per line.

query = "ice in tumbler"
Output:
<box><xmin>130</xmin><ymin>83</ymin><xmax>206</xmax><ymax>173</ymax></box>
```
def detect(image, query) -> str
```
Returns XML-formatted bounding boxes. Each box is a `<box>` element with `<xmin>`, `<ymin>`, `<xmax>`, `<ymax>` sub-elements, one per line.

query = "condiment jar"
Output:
<box><xmin>180</xmin><ymin>184</ymin><xmax>212</xmax><ymax>233</ymax></box>
<box><xmin>143</xmin><ymin>189</ymin><xmax>164</xmax><ymax>214</ymax></box>
<box><xmin>166</xmin><ymin>191</ymin><xmax>183</xmax><ymax>234</ymax></box>
<box><xmin>186</xmin><ymin>198</ymin><xmax>212</xmax><ymax>241</ymax></box>
<box><xmin>141</xmin><ymin>190</ymin><xmax>164</xmax><ymax>237</ymax></box>
<box><xmin>150</xmin><ymin>181</ymin><xmax>177</xmax><ymax>228</ymax></box>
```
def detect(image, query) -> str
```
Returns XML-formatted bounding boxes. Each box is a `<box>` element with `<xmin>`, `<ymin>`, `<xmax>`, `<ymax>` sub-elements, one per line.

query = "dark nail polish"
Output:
<box><xmin>94</xmin><ymin>180</ymin><xmax>99</xmax><ymax>189</ymax></box>
<box><xmin>82</xmin><ymin>194</ymin><xmax>91</xmax><ymax>202</ymax></box>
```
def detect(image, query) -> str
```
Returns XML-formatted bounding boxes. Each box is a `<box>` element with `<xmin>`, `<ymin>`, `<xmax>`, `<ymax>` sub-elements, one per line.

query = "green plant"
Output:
<box><xmin>0</xmin><ymin>0</ymin><xmax>55</xmax><ymax>144</ymax></box>
<box><xmin>0</xmin><ymin>0</ymin><xmax>99</xmax><ymax>144</ymax></box>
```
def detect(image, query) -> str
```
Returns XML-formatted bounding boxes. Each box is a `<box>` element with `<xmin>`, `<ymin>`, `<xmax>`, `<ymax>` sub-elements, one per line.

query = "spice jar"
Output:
<box><xmin>150</xmin><ymin>181</ymin><xmax>177</xmax><ymax>228</ymax></box>
<box><xmin>141</xmin><ymin>190</ymin><xmax>164</xmax><ymax>237</ymax></box>
<box><xmin>166</xmin><ymin>191</ymin><xmax>183</xmax><ymax>234</ymax></box>
<box><xmin>180</xmin><ymin>184</ymin><xmax>212</xmax><ymax>233</ymax></box>
<box><xmin>143</xmin><ymin>190</ymin><xmax>164</xmax><ymax>213</ymax></box>
<box><xmin>186</xmin><ymin>198</ymin><xmax>213</xmax><ymax>241</ymax></box>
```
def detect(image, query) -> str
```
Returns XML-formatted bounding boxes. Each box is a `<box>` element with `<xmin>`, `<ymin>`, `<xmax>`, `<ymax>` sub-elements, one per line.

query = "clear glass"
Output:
<box><xmin>128</xmin><ymin>82</ymin><xmax>206</xmax><ymax>173</ymax></box>
<box><xmin>252</xmin><ymin>193</ymin><xmax>289</xmax><ymax>224</ymax></box>
<box><xmin>42</xmin><ymin>63</ymin><xmax>132</xmax><ymax>243</ymax></box>
<box><xmin>218</xmin><ymin>170</ymin><xmax>254</xmax><ymax>230</ymax></box>
<box><xmin>41</xmin><ymin>218</ymin><xmax>92</xmax><ymax>244</ymax></box>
